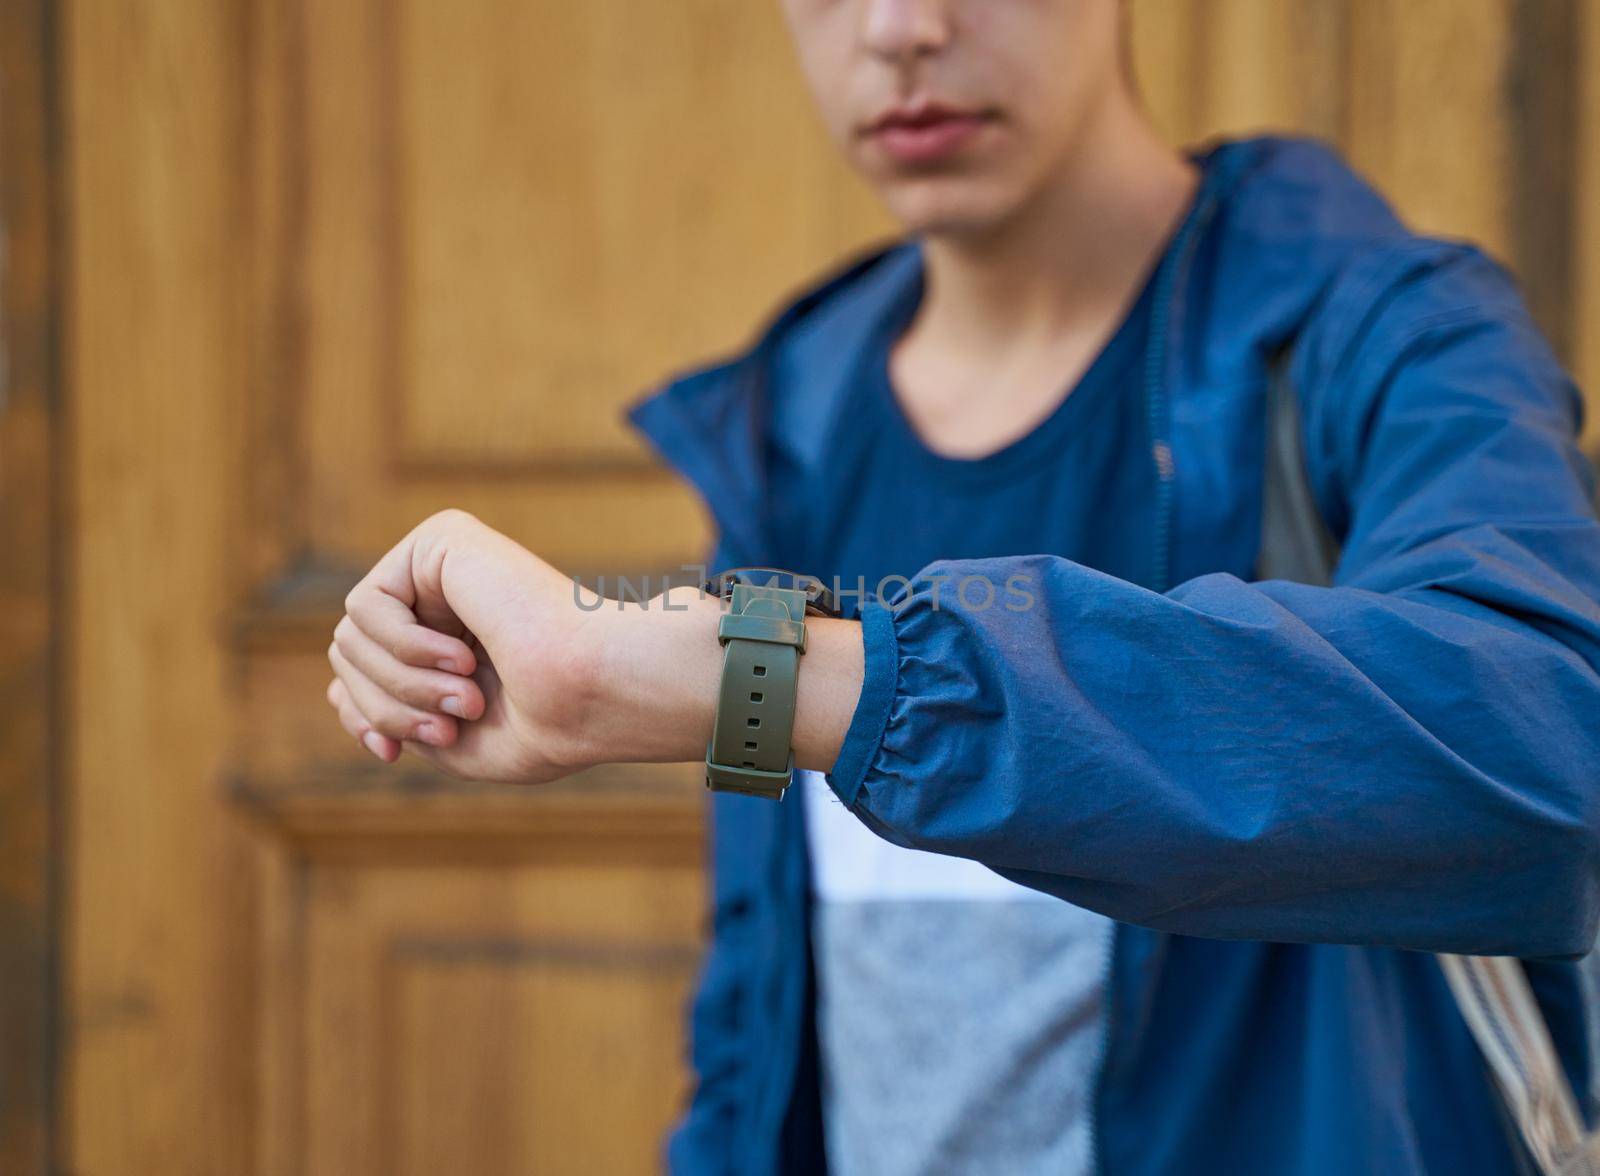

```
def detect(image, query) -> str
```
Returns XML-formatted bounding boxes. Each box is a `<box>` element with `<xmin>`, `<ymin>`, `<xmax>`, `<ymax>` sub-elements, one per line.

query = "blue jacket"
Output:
<box><xmin>628</xmin><ymin>137</ymin><xmax>1600</xmax><ymax>1175</ymax></box>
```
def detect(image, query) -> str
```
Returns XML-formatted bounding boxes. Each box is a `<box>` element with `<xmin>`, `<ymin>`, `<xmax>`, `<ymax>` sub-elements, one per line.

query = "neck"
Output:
<box><xmin>913</xmin><ymin>91</ymin><xmax>1198</xmax><ymax>353</ymax></box>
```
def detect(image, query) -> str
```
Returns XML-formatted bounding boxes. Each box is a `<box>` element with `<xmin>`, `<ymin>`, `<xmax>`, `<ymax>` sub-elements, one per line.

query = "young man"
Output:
<box><xmin>324</xmin><ymin>1</ymin><xmax>1600</xmax><ymax>1172</ymax></box>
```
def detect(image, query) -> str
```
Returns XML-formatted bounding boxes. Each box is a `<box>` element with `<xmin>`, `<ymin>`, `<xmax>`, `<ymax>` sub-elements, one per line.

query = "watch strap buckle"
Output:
<box><xmin>704</xmin><ymin>751</ymin><xmax>795</xmax><ymax>799</ymax></box>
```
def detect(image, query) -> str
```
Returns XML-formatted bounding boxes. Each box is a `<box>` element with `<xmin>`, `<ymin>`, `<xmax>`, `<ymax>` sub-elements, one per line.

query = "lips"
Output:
<box><xmin>864</xmin><ymin>101</ymin><xmax>994</xmax><ymax>165</ymax></box>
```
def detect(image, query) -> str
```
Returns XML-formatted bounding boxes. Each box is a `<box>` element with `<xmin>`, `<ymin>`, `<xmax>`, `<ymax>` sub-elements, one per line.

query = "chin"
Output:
<box><xmin>870</xmin><ymin>171</ymin><xmax>1026</xmax><ymax>240</ymax></box>
<box><xmin>883</xmin><ymin>181</ymin><xmax>1017</xmax><ymax>240</ymax></box>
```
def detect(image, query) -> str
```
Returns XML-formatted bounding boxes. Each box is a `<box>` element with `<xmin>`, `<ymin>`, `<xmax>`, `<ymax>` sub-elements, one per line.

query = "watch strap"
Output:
<box><xmin>705</xmin><ymin>583</ymin><xmax>807</xmax><ymax>798</ymax></box>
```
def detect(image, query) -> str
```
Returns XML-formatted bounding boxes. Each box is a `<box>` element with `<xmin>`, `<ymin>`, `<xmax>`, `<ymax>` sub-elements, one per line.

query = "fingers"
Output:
<box><xmin>328</xmin><ymin>676</ymin><xmax>470</xmax><ymax>774</ymax></box>
<box><xmin>329</xmin><ymin>511</ymin><xmax>529</xmax><ymax>772</ymax></box>
<box><xmin>328</xmin><ymin>642</ymin><xmax>460</xmax><ymax>751</ymax></box>
<box><xmin>332</xmin><ymin>615</ymin><xmax>486</xmax><ymax>721</ymax></box>
<box><xmin>326</xmin><ymin>676</ymin><xmax>401</xmax><ymax>763</ymax></box>
<box><xmin>351</xmin><ymin>512</ymin><xmax>486</xmax><ymax>661</ymax></box>
<box><xmin>344</xmin><ymin>581</ymin><xmax>478</xmax><ymax>676</ymax></box>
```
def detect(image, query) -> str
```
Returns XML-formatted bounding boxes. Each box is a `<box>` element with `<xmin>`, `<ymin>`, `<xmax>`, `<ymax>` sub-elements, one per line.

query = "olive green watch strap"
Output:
<box><xmin>705</xmin><ymin>583</ymin><xmax>808</xmax><ymax>799</ymax></box>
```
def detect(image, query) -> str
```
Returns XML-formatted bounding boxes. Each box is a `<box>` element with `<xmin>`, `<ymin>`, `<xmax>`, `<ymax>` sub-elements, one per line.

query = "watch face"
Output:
<box><xmin>706</xmin><ymin>567</ymin><xmax>839</xmax><ymax>617</ymax></box>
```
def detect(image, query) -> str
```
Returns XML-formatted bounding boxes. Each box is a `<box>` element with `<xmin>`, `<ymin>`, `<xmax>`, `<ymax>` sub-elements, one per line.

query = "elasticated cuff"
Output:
<box><xmin>824</xmin><ymin>600</ymin><xmax>898</xmax><ymax>808</ymax></box>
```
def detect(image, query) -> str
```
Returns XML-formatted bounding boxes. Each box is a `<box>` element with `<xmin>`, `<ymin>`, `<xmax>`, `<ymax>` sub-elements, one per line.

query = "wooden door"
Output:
<box><xmin>59</xmin><ymin>1</ymin><xmax>889</xmax><ymax>1174</ymax></box>
<box><xmin>27</xmin><ymin>2</ymin><xmax>1600</xmax><ymax>1175</ymax></box>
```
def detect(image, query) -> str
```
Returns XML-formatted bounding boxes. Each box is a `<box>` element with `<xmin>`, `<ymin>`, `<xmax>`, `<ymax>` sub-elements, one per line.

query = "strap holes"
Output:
<box><xmin>742</xmin><ymin>761</ymin><xmax>755</xmax><ymax>768</ymax></box>
<box><xmin>750</xmin><ymin>692</ymin><xmax>763</xmax><ymax>703</ymax></box>
<box><xmin>747</xmin><ymin>717</ymin><xmax>760</xmax><ymax>728</ymax></box>
<box><xmin>753</xmin><ymin>665</ymin><xmax>767</xmax><ymax>676</ymax></box>
<box><xmin>744</xmin><ymin>740</ymin><xmax>758</xmax><ymax>750</ymax></box>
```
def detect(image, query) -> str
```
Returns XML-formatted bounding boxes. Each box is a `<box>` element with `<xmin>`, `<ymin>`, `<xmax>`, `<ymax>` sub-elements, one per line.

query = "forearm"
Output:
<box><xmin>586</xmin><ymin>585</ymin><xmax>865</xmax><ymax>772</ymax></box>
<box><xmin>831</xmin><ymin>550</ymin><xmax>1600</xmax><ymax>956</ymax></box>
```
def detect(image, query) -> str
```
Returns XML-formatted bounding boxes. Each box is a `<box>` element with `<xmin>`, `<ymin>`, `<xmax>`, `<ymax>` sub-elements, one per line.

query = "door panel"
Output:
<box><xmin>296</xmin><ymin>857</ymin><xmax>699</xmax><ymax>1174</ymax></box>
<box><xmin>290</xmin><ymin>0</ymin><xmax>892</xmax><ymax>568</ymax></box>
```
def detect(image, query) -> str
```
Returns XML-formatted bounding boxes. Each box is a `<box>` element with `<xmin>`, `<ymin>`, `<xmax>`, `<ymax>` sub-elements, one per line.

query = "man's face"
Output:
<box><xmin>779</xmin><ymin>0</ymin><xmax>1126</xmax><ymax>237</ymax></box>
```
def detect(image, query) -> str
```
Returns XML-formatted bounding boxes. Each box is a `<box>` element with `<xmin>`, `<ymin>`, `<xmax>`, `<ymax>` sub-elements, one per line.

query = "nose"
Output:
<box><xmin>861</xmin><ymin>0</ymin><xmax>952</xmax><ymax>63</ymax></box>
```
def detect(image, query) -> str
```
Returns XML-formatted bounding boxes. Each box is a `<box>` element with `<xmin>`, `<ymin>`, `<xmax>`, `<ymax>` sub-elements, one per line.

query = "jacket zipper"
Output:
<box><xmin>1144</xmin><ymin>189</ymin><xmax>1215</xmax><ymax>597</ymax></box>
<box><xmin>1088</xmin><ymin>181</ymin><xmax>1219</xmax><ymax>1176</ymax></box>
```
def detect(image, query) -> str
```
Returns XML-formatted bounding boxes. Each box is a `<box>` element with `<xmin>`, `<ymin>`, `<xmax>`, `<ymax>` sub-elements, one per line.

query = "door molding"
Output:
<box><xmin>0</xmin><ymin>0</ymin><xmax>64</xmax><ymax>1169</ymax></box>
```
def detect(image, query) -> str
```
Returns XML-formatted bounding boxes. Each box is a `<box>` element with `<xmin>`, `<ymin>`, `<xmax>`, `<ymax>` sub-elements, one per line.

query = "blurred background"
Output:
<box><xmin>3</xmin><ymin>1</ymin><xmax>1599</xmax><ymax>1173</ymax></box>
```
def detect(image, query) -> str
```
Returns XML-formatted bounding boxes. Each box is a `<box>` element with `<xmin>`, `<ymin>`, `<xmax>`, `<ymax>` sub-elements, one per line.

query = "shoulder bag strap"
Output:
<box><xmin>1258</xmin><ymin>353</ymin><xmax>1598</xmax><ymax>1176</ymax></box>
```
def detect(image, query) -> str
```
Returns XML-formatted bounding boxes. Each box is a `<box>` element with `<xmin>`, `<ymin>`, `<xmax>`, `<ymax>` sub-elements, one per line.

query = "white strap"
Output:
<box><xmin>1439</xmin><ymin>954</ymin><xmax>1600</xmax><ymax>1176</ymax></box>
<box><xmin>1258</xmin><ymin>361</ymin><xmax>1599</xmax><ymax>1174</ymax></box>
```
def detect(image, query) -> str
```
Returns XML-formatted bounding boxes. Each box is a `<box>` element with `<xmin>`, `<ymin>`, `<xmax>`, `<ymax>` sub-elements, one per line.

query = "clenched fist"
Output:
<box><xmin>325</xmin><ymin>509</ymin><xmax>863</xmax><ymax>785</ymax></box>
<box><xmin>325</xmin><ymin>510</ymin><xmax>707</xmax><ymax>783</ymax></box>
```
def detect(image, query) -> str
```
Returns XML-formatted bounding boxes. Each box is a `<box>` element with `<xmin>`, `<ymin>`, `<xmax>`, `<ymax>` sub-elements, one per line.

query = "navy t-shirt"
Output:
<box><xmin>799</xmin><ymin>258</ymin><xmax>1159</xmax><ymax>1175</ymax></box>
<box><xmin>802</xmin><ymin>259</ymin><xmax>1158</xmax><ymax>608</ymax></box>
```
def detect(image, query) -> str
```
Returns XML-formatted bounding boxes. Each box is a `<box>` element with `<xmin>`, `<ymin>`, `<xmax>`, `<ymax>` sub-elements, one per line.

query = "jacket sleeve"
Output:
<box><xmin>826</xmin><ymin>245</ymin><xmax>1600</xmax><ymax>958</ymax></box>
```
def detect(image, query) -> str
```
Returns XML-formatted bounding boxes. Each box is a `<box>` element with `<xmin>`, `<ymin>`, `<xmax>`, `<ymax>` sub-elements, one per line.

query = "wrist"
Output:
<box><xmin>791</xmin><ymin>614</ymin><xmax>865</xmax><ymax>773</ymax></box>
<box><xmin>581</xmin><ymin>582</ymin><xmax>866</xmax><ymax>779</ymax></box>
<box><xmin>585</xmin><ymin>585</ymin><xmax>724</xmax><ymax>764</ymax></box>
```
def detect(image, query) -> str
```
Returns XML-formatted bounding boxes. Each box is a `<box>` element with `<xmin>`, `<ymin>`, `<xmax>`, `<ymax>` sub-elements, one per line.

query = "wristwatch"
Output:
<box><xmin>703</xmin><ymin>568</ymin><xmax>840</xmax><ymax>799</ymax></box>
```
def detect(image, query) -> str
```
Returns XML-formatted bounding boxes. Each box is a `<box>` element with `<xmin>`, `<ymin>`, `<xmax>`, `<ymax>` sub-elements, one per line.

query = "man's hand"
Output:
<box><xmin>325</xmin><ymin>510</ymin><xmax>695</xmax><ymax>782</ymax></box>
<box><xmin>325</xmin><ymin>509</ymin><xmax>864</xmax><ymax>785</ymax></box>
